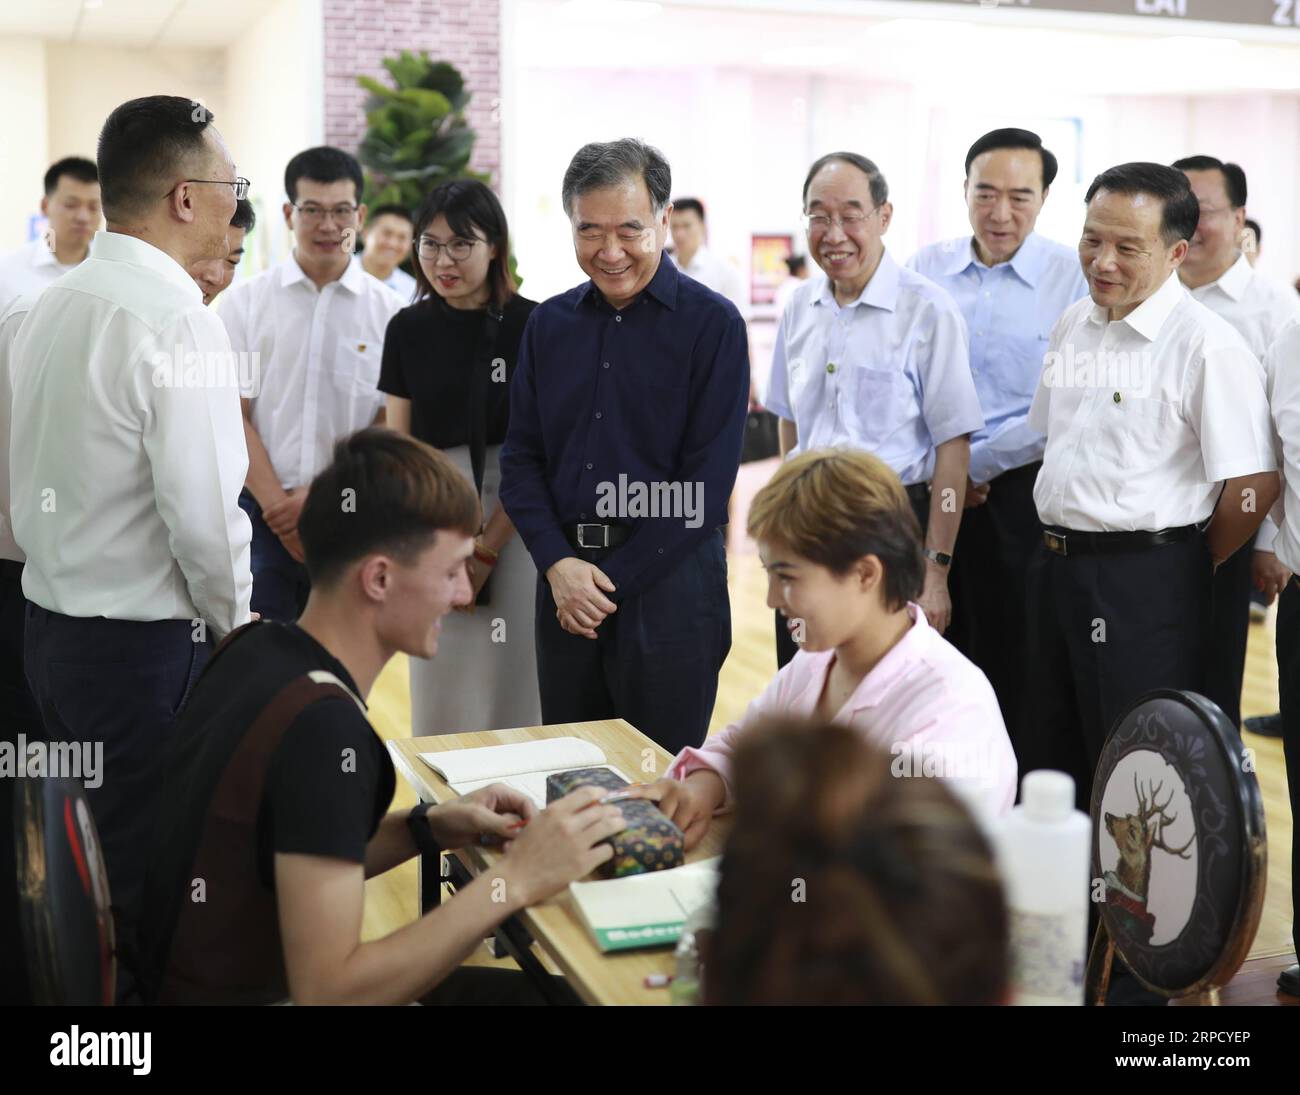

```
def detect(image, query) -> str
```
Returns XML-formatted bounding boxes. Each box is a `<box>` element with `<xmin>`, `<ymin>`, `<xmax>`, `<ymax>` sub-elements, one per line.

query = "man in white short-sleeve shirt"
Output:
<box><xmin>1023</xmin><ymin>162</ymin><xmax>1277</xmax><ymax>810</ymax></box>
<box><xmin>1168</xmin><ymin>156</ymin><xmax>1300</xmax><ymax>737</ymax></box>
<box><xmin>220</xmin><ymin>146</ymin><xmax>404</xmax><ymax>622</ymax></box>
<box><xmin>7</xmin><ymin>96</ymin><xmax>253</xmax><ymax>951</ymax></box>
<box><xmin>766</xmin><ymin>152</ymin><xmax>983</xmax><ymax>665</ymax></box>
<box><xmin>1258</xmin><ymin>320</ymin><xmax>1300</xmax><ymax>996</ymax></box>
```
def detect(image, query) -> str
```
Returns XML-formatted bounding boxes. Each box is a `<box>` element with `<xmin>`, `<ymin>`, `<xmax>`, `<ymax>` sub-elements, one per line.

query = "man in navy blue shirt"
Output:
<box><xmin>501</xmin><ymin>138</ymin><xmax>748</xmax><ymax>753</ymax></box>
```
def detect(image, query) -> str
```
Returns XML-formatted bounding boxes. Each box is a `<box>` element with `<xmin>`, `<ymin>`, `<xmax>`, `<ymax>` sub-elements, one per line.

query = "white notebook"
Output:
<box><xmin>419</xmin><ymin>736</ymin><xmax>633</xmax><ymax>810</ymax></box>
<box><xmin>569</xmin><ymin>858</ymin><xmax>720</xmax><ymax>952</ymax></box>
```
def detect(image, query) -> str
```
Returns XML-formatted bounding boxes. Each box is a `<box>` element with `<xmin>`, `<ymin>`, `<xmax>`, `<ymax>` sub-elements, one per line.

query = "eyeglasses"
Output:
<box><xmin>416</xmin><ymin>236</ymin><xmax>482</xmax><ymax>261</ymax></box>
<box><xmin>168</xmin><ymin>177</ymin><xmax>250</xmax><ymax>201</ymax></box>
<box><xmin>293</xmin><ymin>203</ymin><xmax>359</xmax><ymax>224</ymax></box>
<box><xmin>802</xmin><ymin>208</ymin><xmax>881</xmax><ymax>231</ymax></box>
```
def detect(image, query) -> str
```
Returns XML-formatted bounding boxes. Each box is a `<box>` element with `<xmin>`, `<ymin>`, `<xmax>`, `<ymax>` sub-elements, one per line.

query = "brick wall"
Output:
<box><xmin>322</xmin><ymin>0</ymin><xmax>501</xmax><ymax>185</ymax></box>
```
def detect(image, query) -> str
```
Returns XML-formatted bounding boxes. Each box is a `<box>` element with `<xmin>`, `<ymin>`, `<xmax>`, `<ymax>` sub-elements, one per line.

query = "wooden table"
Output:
<box><xmin>388</xmin><ymin>718</ymin><xmax>729</xmax><ymax>1006</ymax></box>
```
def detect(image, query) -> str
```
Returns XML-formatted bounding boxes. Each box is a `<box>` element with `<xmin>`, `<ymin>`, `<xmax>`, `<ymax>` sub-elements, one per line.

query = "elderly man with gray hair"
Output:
<box><xmin>500</xmin><ymin>138</ymin><xmax>748</xmax><ymax>753</ymax></box>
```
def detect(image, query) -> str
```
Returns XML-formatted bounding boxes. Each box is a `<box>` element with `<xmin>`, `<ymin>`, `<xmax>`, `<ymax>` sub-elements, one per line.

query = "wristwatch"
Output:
<box><xmin>922</xmin><ymin>547</ymin><xmax>953</xmax><ymax>567</ymax></box>
<box><xmin>407</xmin><ymin>802</ymin><xmax>442</xmax><ymax>858</ymax></box>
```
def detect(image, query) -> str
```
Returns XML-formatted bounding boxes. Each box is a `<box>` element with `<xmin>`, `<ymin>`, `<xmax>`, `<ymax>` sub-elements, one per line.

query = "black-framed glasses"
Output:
<box><xmin>293</xmin><ymin>202</ymin><xmax>360</xmax><ymax>223</ymax></box>
<box><xmin>168</xmin><ymin>177</ymin><xmax>250</xmax><ymax>201</ymax></box>
<box><xmin>416</xmin><ymin>236</ymin><xmax>482</xmax><ymax>261</ymax></box>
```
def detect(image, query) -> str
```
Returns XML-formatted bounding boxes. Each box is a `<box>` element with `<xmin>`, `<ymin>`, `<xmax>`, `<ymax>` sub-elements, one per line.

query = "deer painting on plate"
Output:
<box><xmin>1102</xmin><ymin>775</ymin><xmax>1194</xmax><ymax>945</ymax></box>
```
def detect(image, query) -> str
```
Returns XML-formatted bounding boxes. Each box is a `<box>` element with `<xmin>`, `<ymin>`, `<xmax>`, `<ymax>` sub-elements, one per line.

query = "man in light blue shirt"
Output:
<box><xmin>767</xmin><ymin>151</ymin><xmax>983</xmax><ymax>666</ymax></box>
<box><xmin>908</xmin><ymin>128</ymin><xmax>1087</xmax><ymax>740</ymax></box>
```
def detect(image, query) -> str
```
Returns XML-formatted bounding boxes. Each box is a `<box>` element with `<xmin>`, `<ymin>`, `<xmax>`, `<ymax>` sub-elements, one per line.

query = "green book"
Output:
<box><xmin>569</xmin><ymin>858</ymin><xmax>720</xmax><ymax>953</ymax></box>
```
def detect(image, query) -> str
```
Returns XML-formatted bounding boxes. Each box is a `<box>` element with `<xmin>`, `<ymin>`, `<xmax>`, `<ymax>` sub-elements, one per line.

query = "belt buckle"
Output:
<box><xmin>576</xmin><ymin>523</ymin><xmax>608</xmax><ymax>549</ymax></box>
<box><xmin>1045</xmin><ymin>530</ymin><xmax>1068</xmax><ymax>557</ymax></box>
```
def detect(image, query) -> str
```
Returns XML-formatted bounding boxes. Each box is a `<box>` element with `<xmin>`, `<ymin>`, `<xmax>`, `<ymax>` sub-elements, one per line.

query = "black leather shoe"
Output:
<box><xmin>1279</xmin><ymin>963</ymin><xmax>1300</xmax><ymax>997</ymax></box>
<box><xmin>1244</xmin><ymin>713</ymin><xmax>1284</xmax><ymax>739</ymax></box>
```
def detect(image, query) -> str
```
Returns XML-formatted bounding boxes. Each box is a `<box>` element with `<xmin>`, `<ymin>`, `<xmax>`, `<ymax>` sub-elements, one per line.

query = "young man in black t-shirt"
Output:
<box><xmin>138</xmin><ymin>427</ymin><xmax>627</xmax><ymax>1004</ymax></box>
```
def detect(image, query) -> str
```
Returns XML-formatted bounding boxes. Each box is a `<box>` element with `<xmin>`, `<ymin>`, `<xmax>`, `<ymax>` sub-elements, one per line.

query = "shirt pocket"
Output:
<box><xmin>331</xmin><ymin>336</ymin><xmax>383</xmax><ymax>418</ymax></box>
<box><xmin>619</xmin><ymin>370</ymin><xmax>688</xmax><ymax>467</ymax></box>
<box><xmin>1096</xmin><ymin>394</ymin><xmax>1181</xmax><ymax>474</ymax></box>
<box><xmin>842</xmin><ymin>364</ymin><xmax>916</xmax><ymax>444</ymax></box>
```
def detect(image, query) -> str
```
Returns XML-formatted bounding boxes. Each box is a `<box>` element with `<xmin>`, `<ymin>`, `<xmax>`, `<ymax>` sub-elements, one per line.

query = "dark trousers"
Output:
<box><xmin>536</xmin><ymin>530</ymin><xmax>730</xmax><ymax>755</ymax></box>
<box><xmin>946</xmin><ymin>462</ymin><xmax>1042</xmax><ymax>755</ymax></box>
<box><xmin>1203</xmin><ymin>531</ymin><xmax>1255</xmax><ymax>729</ymax></box>
<box><xmin>23</xmin><ymin>605</ymin><xmax>210</xmax><ymax>942</ymax></box>
<box><xmin>776</xmin><ymin>483</ymin><xmax>930</xmax><ymax>669</ymax></box>
<box><xmin>1273</xmin><ymin>581</ymin><xmax>1300</xmax><ymax>958</ymax></box>
<box><xmin>0</xmin><ymin>562</ymin><xmax>39</xmax><ymax>737</ymax></box>
<box><xmin>1019</xmin><ymin>534</ymin><xmax>1212</xmax><ymax>811</ymax></box>
<box><xmin>239</xmin><ymin>490</ymin><xmax>310</xmax><ymax>622</ymax></box>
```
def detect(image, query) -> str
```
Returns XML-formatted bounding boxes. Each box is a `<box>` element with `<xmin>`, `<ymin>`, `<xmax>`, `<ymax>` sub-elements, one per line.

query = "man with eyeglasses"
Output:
<box><xmin>220</xmin><ymin>146</ymin><xmax>405</xmax><ymax>621</ymax></box>
<box><xmin>3</xmin><ymin>97</ymin><xmax>253</xmax><ymax>963</ymax></box>
<box><xmin>501</xmin><ymin>138</ymin><xmax>748</xmax><ymax>755</ymax></box>
<box><xmin>765</xmin><ymin>151</ymin><xmax>983</xmax><ymax>668</ymax></box>
<box><xmin>906</xmin><ymin>128</ymin><xmax>1087</xmax><ymax>745</ymax></box>
<box><xmin>1165</xmin><ymin>157</ymin><xmax>1300</xmax><ymax>742</ymax></box>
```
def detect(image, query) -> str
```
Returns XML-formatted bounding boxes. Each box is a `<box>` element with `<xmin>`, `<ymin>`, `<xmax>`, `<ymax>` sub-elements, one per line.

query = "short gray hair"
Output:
<box><xmin>561</xmin><ymin>138</ymin><xmax>672</xmax><ymax>218</ymax></box>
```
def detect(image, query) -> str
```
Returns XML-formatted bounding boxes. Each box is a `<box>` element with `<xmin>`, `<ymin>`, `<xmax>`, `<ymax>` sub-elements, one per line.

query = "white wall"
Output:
<box><xmin>507</xmin><ymin>63</ymin><xmax>1300</xmax><ymax>304</ymax></box>
<box><xmin>45</xmin><ymin>42</ymin><xmax>228</xmax><ymax>168</ymax></box>
<box><xmin>0</xmin><ymin>37</ymin><xmax>48</xmax><ymax>250</ymax></box>
<box><xmin>221</xmin><ymin>0</ymin><xmax>325</xmax><ymax>275</ymax></box>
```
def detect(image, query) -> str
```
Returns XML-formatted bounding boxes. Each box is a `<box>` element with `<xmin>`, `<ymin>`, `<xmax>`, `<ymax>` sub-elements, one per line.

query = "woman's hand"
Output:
<box><xmin>625</xmin><ymin>771</ymin><xmax>724</xmax><ymax>851</ymax></box>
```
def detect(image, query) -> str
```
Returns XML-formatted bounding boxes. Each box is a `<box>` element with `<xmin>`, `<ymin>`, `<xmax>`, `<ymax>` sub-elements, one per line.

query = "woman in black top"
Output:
<box><xmin>379</xmin><ymin>180</ymin><xmax>539</xmax><ymax>733</ymax></box>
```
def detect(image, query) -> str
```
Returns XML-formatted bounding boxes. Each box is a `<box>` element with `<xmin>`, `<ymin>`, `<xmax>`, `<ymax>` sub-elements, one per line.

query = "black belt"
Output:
<box><xmin>565</xmin><ymin>523</ymin><xmax>631</xmax><ymax>551</ymax></box>
<box><xmin>1042</xmin><ymin>524</ymin><xmax>1200</xmax><ymax>557</ymax></box>
<box><xmin>0</xmin><ymin>559</ymin><xmax>22</xmax><ymax>581</ymax></box>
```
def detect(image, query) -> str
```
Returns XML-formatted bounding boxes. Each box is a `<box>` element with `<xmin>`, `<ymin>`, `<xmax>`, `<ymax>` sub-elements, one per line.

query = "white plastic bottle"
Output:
<box><xmin>993</xmin><ymin>770</ymin><xmax>1092</xmax><ymax>1006</ymax></box>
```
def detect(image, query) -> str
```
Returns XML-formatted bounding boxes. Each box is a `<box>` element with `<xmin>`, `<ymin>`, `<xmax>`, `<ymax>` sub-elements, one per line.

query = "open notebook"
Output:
<box><xmin>570</xmin><ymin>857</ymin><xmax>720</xmax><ymax>952</ymax></box>
<box><xmin>419</xmin><ymin>736</ymin><xmax>634</xmax><ymax>810</ymax></box>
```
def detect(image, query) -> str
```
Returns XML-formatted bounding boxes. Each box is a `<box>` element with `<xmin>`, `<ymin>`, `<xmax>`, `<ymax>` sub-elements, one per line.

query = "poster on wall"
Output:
<box><xmin>750</xmin><ymin>233</ymin><xmax>793</xmax><ymax>311</ymax></box>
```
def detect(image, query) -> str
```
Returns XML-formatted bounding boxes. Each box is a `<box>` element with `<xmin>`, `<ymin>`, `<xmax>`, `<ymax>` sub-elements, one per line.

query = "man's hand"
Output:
<box><xmin>918</xmin><ymin>562</ymin><xmax>952</xmax><ymax>634</ymax></box>
<box><xmin>496</xmin><ymin>786</ymin><xmax>627</xmax><ymax>906</ymax></box>
<box><xmin>263</xmin><ymin>487</ymin><xmax>308</xmax><ymax>537</ymax></box>
<box><xmin>426</xmin><ymin>784</ymin><xmax>536</xmax><ymax>851</ymax></box>
<box><xmin>280</xmin><ymin>528</ymin><xmax>306</xmax><ymax>564</ymax></box>
<box><xmin>547</xmin><ymin>557</ymin><xmax>617</xmax><ymax>639</ymax></box>
<box><xmin>626</xmin><ymin>770</ymin><xmax>724</xmax><ymax>851</ymax></box>
<box><xmin>1252</xmin><ymin>550</ymin><xmax>1292</xmax><ymax>606</ymax></box>
<box><xmin>965</xmin><ymin>478</ymin><xmax>990</xmax><ymax>509</ymax></box>
<box><xmin>455</xmin><ymin>557</ymin><xmax>492</xmax><ymax>612</ymax></box>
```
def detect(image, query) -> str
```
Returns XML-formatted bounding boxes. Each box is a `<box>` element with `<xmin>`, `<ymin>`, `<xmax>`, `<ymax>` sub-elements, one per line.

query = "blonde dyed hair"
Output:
<box><xmin>747</xmin><ymin>448</ymin><xmax>923</xmax><ymax>610</ymax></box>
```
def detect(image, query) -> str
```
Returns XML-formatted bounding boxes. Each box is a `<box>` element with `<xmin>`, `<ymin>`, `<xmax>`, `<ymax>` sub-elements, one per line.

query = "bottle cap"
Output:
<box><xmin>1021</xmin><ymin>770</ymin><xmax>1076</xmax><ymax>822</ymax></box>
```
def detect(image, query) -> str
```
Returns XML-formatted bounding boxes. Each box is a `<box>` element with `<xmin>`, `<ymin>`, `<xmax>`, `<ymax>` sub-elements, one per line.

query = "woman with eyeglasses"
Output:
<box><xmin>379</xmin><ymin>179</ymin><xmax>540</xmax><ymax>733</ymax></box>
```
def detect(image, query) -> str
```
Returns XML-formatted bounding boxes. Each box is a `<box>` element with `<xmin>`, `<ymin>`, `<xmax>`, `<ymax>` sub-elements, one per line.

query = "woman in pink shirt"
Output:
<box><xmin>638</xmin><ymin>448</ymin><xmax>1017</xmax><ymax>847</ymax></box>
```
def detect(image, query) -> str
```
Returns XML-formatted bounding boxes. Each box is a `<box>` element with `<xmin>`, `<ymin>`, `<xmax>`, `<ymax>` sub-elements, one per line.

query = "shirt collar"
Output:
<box><xmin>813</xmin><ymin>248</ymin><xmax>900</xmax><ymax>313</ymax></box>
<box><xmin>787</xmin><ymin>605</ymin><xmax>931</xmax><ymax>714</ymax></box>
<box><xmin>86</xmin><ymin>230</ymin><xmax>201</xmax><ymax>303</ymax></box>
<box><xmin>1087</xmin><ymin>270</ymin><xmax>1185</xmax><ymax>341</ymax></box>
<box><xmin>1203</xmin><ymin>252</ymin><xmax>1253</xmax><ymax>302</ymax></box>
<box><xmin>942</xmin><ymin>232</ymin><xmax>1045</xmax><ymax>287</ymax></box>
<box><xmin>28</xmin><ymin>239</ymin><xmax>63</xmax><ymax>270</ymax></box>
<box><xmin>281</xmin><ymin>250</ymin><xmax>368</xmax><ymax>294</ymax></box>
<box><xmin>1006</xmin><ymin>231</ymin><xmax>1046</xmax><ymax>287</ymax></box>
<box><xmin>576</xmin><ymin>252</ymin><xmax>678</xmax><ymax>313</ymax></box>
